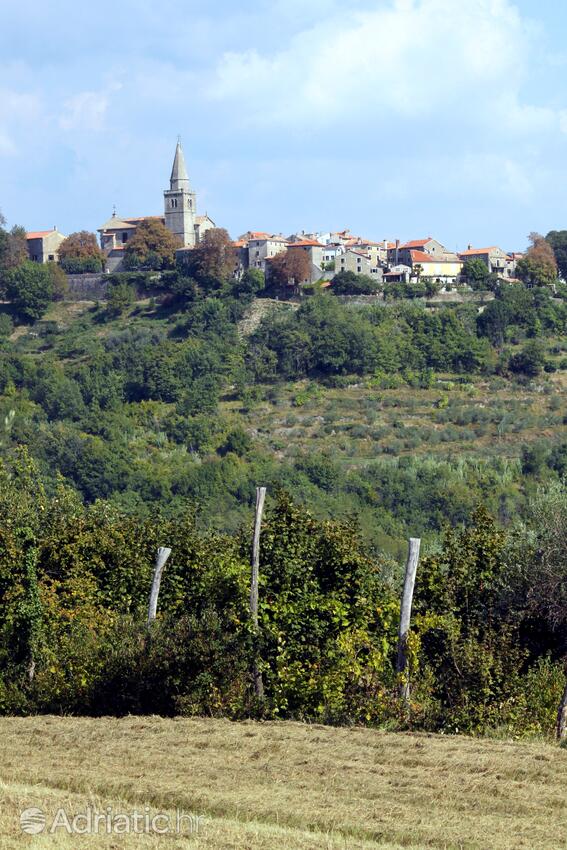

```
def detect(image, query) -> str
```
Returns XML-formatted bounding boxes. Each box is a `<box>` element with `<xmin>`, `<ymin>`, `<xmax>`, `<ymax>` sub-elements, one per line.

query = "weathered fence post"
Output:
<box><xmin>396</xmin><ymin>538</ymin><xmax>421</xmax><ymax>707</ymax></box>
<box><xmin>250</xmin><ymin>487</ymin><xmax>267</xmax><ymax>700</ymax></box>
<box><xmin>147</xmin><ymin>547</ymin><xmax>172</xmax><ymax>626</ymax></box>
<box><xmin>557</xmin><ymin>678</ymin><xmax>567</xmax><ymax>741</ymax></box>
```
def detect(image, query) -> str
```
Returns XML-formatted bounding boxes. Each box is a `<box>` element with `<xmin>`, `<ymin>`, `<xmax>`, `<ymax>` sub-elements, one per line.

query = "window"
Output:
<box><xmin>48</xmin><ymin>254</ymin><xmax>54</xmax><ymax>261</ymax></box>
<box><xmin>122</xmin><ymin>232</ymin><xmax>128</xmax><ymax>243</ymax></box>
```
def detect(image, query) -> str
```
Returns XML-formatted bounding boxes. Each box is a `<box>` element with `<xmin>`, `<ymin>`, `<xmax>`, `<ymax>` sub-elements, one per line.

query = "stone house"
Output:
<box><xmin>247</xmin><ymin>233</ymin><xmax>289</xmax><ymax>271</ymax></box>
<box><xmin>26</xmin><ymin>228</ymin><xmax>66</xmax><ymax>263</ymax></box>
<box><xmin>337</xmin><ymin>249</ymin><xmax>374</xmax><ymax>277</ymax></box>
<box><xmin>286</xmin><ymin>240</ymin><xmax>325</xmax><ymax>284</ymax></box>
<box><xmin>458</xmin><ymin>246</ymin><xmax>518</xmax><ymax>279</ymax></box>
<box><xmin>388</xmin><ymin>238</ymin><xmax>451</xmax><ymax>267</ymax></box>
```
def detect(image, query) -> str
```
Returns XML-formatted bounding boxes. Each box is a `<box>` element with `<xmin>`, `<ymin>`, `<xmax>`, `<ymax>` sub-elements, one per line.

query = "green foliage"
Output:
<box><xmin>60</xmin><ymin>256</ymin><xmax>103</xmax><ymax>274</ymax></box>
<box><xmin>58</xmin><ymin>231</ymin><xmax>104</xmax><ymax>273</ymax></box>
<box><xmin>4</xmin><ymin>261</ymin><xmax>54</xmax><ymax>321</ymax></box>
<box><xmin>546</xmin><ymin>230</ymin><xmax>567</xmax><ymax>281</ymax></box>
<box><xmin>233</xmin><ymin>268</ymin><xmax>265</xmax><ymax>299</ymax></box>
<box><xmin>105</xmin><ymin>281</ymin><xmax>135</xmax><ymax>316</ymax></box>
<box><xmin>248</xmin><ymin>295</ymin><xmax>491</xmax><ymax>380</ymax></box>
<box><xmin>124</xmin><ymin>219</ymin><xmax>181</xmax><ymax>271</ymax></box>
<box><xmin>516</xmin><ymin>235</ymin><xmax>558</xmax><ymax>288</ymax></box>
<box><xmin>254</xmin><ymin>493</ymin><xmax>398</xmax><ymax>723</ymax></box>
<box><xmin>331</xmin><ymin>271</ymin><xmax>382</xmax><ymax>295</ymax></box>
<box><xmin>509</xmin><ymin>340</ymin><xmax>546</xmax><ymax>376</ymax></box>
<box><xmin>0</xmin><ymin>314</ymin><xmax>13</xmax><ymax>337</ymax></box>
<box><xmin>462</xmin><ymin>258</ymin><xmax>490</xmax><ymax>289</ymax></box>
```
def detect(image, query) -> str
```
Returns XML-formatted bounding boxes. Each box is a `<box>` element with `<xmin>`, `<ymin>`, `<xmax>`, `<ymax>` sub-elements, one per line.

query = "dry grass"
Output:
<box><xmin>1</xmin><ymin>717</ymin><xmax>566</xmax><ymax>849</ymax></box>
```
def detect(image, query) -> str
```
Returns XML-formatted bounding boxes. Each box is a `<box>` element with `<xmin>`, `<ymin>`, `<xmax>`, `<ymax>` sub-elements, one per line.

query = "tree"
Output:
<box><xmin>4</xmin><ymin>225</ymin><xmax>28</xmax><ymax>269</ymax></box>
<box><xmin>5</xmin><ymin>261</ymin><xmax>54</xmax><ymax>321</ymax></box>
<box><xmin>331</xmin><ymin>271</ymin><xmax>381</xmax><ymax>295</ymax></box>
<box><xmin>177</xmin><ymin>229</ymin><xmax>236</xmax><ymax>290</ymax></box>
<box><xmin>124</xmin><ymin>219</ymin><xmax>181</xmax><ymax>271</ymax></box>
<box><xmin>508</xmin><ymin>339</ymin><xmax>546</xmax><ymax>376</ymax></box>
<box><xmin>106</xmin><ymin>282</ymin><xmax>135</xmax><ymax>316</ymax></box>
<box><xmin>232</xmin><ymin>268</ymin><xmax>265</xmax><ymax>299</ymax></box>
<box><xmin>546</xmin><ymin>231</ymin><xmax>567</xmax><ymax>281</ymax></box>
<box><xmin>0</xmin><ymin>218</ymin><xmax>28</xmax><ymax>274</ymax></box>
<box><xmin>268</xmin><ymin>249</ymin><xmax>311</xmax><ymax>291</ymax></box>
<box><xmin>462</xmin><ymin>258</ymin><xmax>490</xmax><ymax>289</ymax></box>
<box><xmin>58</xmin><ymin>231</ymin><xmax>104</xmax><ymax>273</ymax></box>
<box><xmin>477</xmin><ymin>300</ymin><xmax>511</xmax><ymax>346</ymax></box>
<box><xmin>516</xmin><ymin>233</ymin><xmax>558</xmax><ymax>288</ymax></box>
<box><xmin>47</xmin><ymin>262</ymin><xmax>69</xmax><ymax>301</ymax></box>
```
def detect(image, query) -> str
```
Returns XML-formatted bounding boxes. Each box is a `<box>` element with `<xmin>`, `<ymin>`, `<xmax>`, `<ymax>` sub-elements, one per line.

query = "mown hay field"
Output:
<box><xmin>1</xmin><ymin>717</ymin><xmax>566</xmax><ymax>849</ymax></box>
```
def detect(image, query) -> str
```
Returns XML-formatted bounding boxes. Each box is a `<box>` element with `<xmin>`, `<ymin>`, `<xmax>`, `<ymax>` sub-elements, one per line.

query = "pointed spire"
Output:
<box><xmin>170</xmin><ymin>140</ymin><xmax>190</xmax><ymax>191</ymax></box>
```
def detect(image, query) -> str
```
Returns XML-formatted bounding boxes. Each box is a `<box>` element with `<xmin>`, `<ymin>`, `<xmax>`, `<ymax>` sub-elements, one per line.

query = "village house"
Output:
<box><xmin>383</xmin><ymin>264</ymin><xmax>412</xmax><ymax>284</ymax></box>
<box><xmin>286</xmin><ymin>240</ymin><xmax>325</xmax><ymax>284</ymax></box>
<box><xmin>247</xmin><ymin>233</ymin><xmax>289</xmax><ymax>271</ymax></box>
<box><xmin>388</xmin><ymin>238</ymin><xmax>453</xmax><ymax>267</ymax></box>
<box><xmin>337</xmin><ymin>249</ymin><xmax>374</xmax><ymax>277</ymax></box>
<box><xmin>353</xmin><ymin>239</ymin><xmax>392</xmax><ymax>267</ymax></box>
<box><xmin>322</xmin><ymin>244</ymin><xmax>345</xmax><ymax>265</ymax></box>
<box><xmin>458</xmin><ymin>246</ymin><xmax>518</xmax><ymax>279</ymax></box>
<box><xmin>407</xmin><ymin>250</ymin><xmax>462</xmax><ymax>285</ymax></box>
<box><xmin>26</xmin><ymin>228</ymin><xmax>66</xmax><ymax>263</ymax></box>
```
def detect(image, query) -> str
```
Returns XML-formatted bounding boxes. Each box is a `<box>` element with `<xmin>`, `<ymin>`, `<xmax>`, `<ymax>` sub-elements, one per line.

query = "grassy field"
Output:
<box><xmin>1</xmin><ymin>717</ymin><xmax>566</xmax><ymax>849</ymax></box>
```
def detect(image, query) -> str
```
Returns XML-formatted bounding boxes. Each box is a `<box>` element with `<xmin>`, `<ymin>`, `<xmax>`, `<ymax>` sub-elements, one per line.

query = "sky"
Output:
<box><xmin>1</xmin><ymin>0</ymin><xmax>567</xmax><ymax>252</ymax></box>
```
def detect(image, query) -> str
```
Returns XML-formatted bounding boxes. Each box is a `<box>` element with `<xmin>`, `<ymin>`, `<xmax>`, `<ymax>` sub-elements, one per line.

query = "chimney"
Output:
<box><xmin>468</xmin><ymin>244</ymin><xmax>472</xmax><ymax>250</ymax></box>
<box><xmin>395</xmin><ymin>239</ymin><xmax>400</xmax><ymax>265</ymax></box>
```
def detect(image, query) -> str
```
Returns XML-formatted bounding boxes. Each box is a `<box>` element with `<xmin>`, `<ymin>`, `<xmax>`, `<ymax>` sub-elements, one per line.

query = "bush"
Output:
<box><xmin>106</xmin><ymin>282</ymin><xmax>135</xmax><ymax>316</ymax></box>
<box><xmin>60</xmin><ymin>256</ymin><xmax>103</xmax><ymax>274</ymax></box>
<box><xmin>4</xmin><ymin>261</ymin><xmax>54</xmax><ymax>321</ymax></box>
<box><xmin>0</xmin><ymin>313</ymin><xmax>13</xmax><ymax>336</ymax></box>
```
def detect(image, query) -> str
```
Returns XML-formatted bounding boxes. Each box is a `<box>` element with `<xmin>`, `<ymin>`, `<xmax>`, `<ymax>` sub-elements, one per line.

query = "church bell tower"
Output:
<box><xmin>164</xmin><ymin>140</ymin><xmax>196</xmax><ymax>248</ymax></box>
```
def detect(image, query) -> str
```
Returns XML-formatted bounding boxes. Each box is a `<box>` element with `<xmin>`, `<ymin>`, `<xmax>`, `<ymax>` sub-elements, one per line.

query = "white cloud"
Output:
<box><xmin>209</xmin><ymin>0</ymin><xmax>547</xmax><ymax>134</ymax></box>
<box><xmin>0</xmin><ymin>89</ymin><xmax>42</xmax><ymax>157</ymax></box>
<box><xmin>59</xmin><ymin>90</ymin><xmax>112</xmax><ymax>132</ymax></box>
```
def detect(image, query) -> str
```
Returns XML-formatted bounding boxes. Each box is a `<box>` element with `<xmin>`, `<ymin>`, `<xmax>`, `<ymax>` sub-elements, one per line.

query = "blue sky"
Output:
<box><xmin>1</xmin><ymin>0</ymin><xmax>567</xmax><ymax>251</ymax></box>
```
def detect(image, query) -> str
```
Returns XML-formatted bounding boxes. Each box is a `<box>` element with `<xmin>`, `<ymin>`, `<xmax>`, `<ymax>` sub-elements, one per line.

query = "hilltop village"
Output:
<box><xmin>23</xmin><ymin>141</ymin><xmax>526</xmax><ymax>293</ymax></box>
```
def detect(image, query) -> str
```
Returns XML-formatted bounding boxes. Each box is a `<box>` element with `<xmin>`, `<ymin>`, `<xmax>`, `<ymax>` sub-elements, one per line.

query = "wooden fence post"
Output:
<box><xmin>396</xmin><ymin>537</ymin><xmax>421</xmax><ymax>706</ymax></box>
<box><xmin>147</xmin><ymin>547</ymin><xmax>172</xmax><ymax>626</ymax></box>
<box><xmin>250</xmin><ymin>487</ymin><xmax>267</xmax><ymax>700</ymax></box>
<box><xmin>557</xmin><ymin>678</ymin><xmax>567</xmax><ymax>741</ymax></box>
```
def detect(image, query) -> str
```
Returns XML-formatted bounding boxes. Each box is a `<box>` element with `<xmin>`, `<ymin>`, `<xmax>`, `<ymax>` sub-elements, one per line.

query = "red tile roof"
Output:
<box><xmin>289</xmin><ymin>240</ymin><xmax>323</xmax><ymax>248</ymax></box>
<box><xmin>400</xmin><ymin>238</ymin><xmax>433</xmax><ymax>249</ymax></box>
<box><xmin>26</xmin><ymin>230</ymin><xmax>59</xmax><ymax>240</ymax></box>
<box><xmin>410</xmin><ymin>250</ymin><xmax>440</xmax><ymax>264</ymax></box>
<box><xmin>459</xmin><ymin>247</ymin><xmax>498</xmax><ymax>257</ymax></box>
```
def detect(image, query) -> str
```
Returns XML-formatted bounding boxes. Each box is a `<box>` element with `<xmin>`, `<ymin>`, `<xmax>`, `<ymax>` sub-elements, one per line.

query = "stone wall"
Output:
<box><xmin>65</xmin><ymin>274</ymin><xmax>109</xmax><ymax>300</ymax></box>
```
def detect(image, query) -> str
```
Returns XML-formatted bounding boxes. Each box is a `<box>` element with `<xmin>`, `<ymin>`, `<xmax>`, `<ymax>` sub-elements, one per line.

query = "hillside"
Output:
<box><xmin>2</xmin><ymin>716</ymin><xmax>566</xmax><ymax>849</ymax></box>
<box><xmin>1</xmin><ymin>287</ymin><xmax>567</xmax><ymax>555</ymax></box>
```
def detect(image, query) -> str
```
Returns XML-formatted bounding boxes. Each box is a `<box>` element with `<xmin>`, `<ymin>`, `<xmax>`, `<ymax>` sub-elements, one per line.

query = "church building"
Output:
<box><xmin>98</xmin><ymin>141</ymin><xmax>215</xmax><ymax>271</ymax></box>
